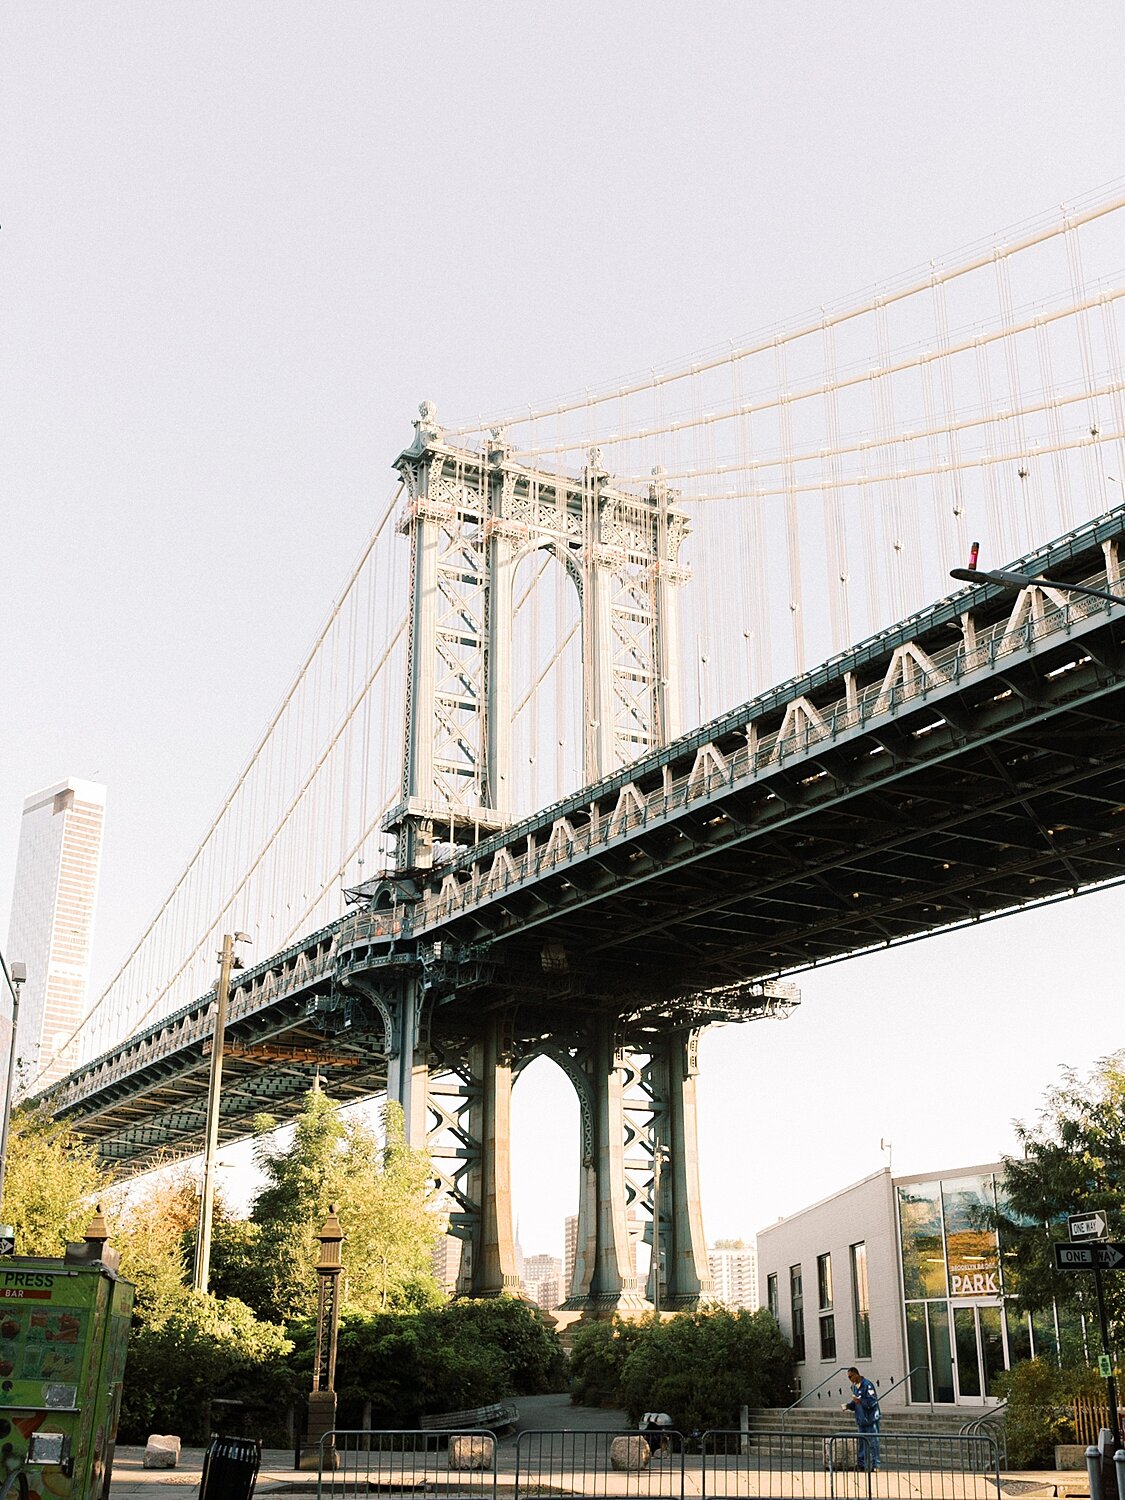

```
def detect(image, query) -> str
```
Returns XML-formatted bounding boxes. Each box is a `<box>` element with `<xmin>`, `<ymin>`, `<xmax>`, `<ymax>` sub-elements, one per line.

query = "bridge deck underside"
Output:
<box><xmin>65</xmin><ymin>997</ymin><xmax>388</xmax><ymax>1171</ymax></box>
<box><xmin>433</xmin><ymin>618</ymin><xmax>1125</xmax><ymax>997</ymax></box>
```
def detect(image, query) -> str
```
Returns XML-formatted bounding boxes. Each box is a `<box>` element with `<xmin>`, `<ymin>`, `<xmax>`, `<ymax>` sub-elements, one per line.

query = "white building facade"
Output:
<box><xmin>758</xmin><ymin>1163</ymin><xmax>1061</xmax><ymax>1411</ymax></box>
<box><xmin>5</xmin><ymin>779</ymin><xmax>107</xmax><ymax>1094</ymax></box>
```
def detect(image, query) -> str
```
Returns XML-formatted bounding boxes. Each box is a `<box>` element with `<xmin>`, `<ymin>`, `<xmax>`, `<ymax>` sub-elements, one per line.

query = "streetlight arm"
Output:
<box><xmin>950</xmin><ymin>562</ymin><xmax>1125</xmax><ymax>608</ymax></box>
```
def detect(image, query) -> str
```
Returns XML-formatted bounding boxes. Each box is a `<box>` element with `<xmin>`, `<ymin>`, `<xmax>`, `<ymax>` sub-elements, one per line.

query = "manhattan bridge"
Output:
<box><xmin>35</xmin><ymin>186</ymin><xmax>1125</xmax><ymax>1314</ymax></box>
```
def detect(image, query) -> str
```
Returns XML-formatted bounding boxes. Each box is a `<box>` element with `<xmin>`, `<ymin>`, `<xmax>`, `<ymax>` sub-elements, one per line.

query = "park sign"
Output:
<box><xmin>1068</xmin><ymin>1211</ymin><xmax>1108</xmax><ymax>1241</ymax></box>
<box><xmin>1054</xmin><ymin>1242</ymin><xmax>1125</xmax><ymax>1272</ymax></box>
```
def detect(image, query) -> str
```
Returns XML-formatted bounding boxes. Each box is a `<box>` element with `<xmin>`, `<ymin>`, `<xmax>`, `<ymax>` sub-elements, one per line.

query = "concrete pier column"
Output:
<box><xmin>658</xmin><ymin>1029</ymin><xmax>714</xmax><ymax>1308</ymax></box>
<box><xmin>459</xmin><ymin>1015</ymin><xmax>521</xmax><ymax>1298</ymax></box>
<box><xmin>571</xmin><ymin>1016</ymin><xmax>648</xmax><ymax>1314</ymax></box>
<box><xmin>385</xmin><ymin>977</ymin><xmax>430</xmax><ymax>1150</ymax></box>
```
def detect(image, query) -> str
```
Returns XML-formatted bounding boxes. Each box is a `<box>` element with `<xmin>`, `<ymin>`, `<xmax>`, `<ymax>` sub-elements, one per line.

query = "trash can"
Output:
<box><xmin>199</xmin><ymin>1434</ymin><xmax>261</xmax><ymax>1500</ymax></box>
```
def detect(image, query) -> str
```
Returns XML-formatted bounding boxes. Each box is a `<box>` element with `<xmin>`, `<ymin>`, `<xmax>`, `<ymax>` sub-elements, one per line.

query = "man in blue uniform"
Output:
<box><xmin>844</xmin><ymin>1367</ymin><xmax>881</xmax><ymax>1470</ymax></box>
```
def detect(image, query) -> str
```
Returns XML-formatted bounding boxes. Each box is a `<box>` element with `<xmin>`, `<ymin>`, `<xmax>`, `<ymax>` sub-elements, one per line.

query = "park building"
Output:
<box><xmin>708</xmin><ymin>1240</ymin><xmax>759</xmax><ymax>1310</ymax></box>
<box><xmin>4</xmin><ymin>778</ymin><xmax>107</xmax><ymax>1095</ymax></box>
<box><xmin>757</xmin><ymin>1162</ymin><xmax>1069</xmax><ymax>1412</ymax></box>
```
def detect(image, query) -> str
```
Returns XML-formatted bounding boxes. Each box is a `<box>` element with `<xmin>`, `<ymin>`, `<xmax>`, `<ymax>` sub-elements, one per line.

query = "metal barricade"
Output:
<box><xmin>823</xmin><ymin>1432</ymin><xmax>1001</xmax><ymax>1500</ymax></box>
<box><xmin>702</xmin><ymin>1430</ymin><xmax>1001</xmax><ymax>1500</ymax></box>
<box><xmin>514</xmin><ymin>1428</ymin><xmax>686</xmax><ymax>1499</ymax></box>
<box><xmin>702</xmin><ymin>1428</ymin><xmax>836</xmax><ymax>1499</ymax></box>
<box><xmin>317</xmin><ymin>1429</ymin><xmax>498</xmax><ymax>1500</ymax></box>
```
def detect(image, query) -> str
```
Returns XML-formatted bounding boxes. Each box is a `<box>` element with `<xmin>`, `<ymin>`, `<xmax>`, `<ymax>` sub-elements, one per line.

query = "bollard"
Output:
<box><xmin>1088</xmin><ymin>1446</ymin><xmax>1102</xmax><ymax>1500</ymax></box>
<box><xmin>1114</xmin><ymin>1448</ymin><xmax>1125</xmax><ymax>1500</ymax></box>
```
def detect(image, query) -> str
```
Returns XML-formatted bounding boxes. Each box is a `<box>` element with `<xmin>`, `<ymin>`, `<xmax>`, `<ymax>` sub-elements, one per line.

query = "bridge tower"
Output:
<box><xmin>383</xmin><ymin>401</ymin><xmax>690</xmax><ymax>870</ymax></box>
<box><xmin>368</xmin><ymin>404</ymin><xmax>708</xmax><ymax>1315</ymax></box>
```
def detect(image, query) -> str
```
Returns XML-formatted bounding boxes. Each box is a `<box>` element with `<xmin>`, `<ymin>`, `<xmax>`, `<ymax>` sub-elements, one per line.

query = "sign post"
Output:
<box><xmin>1059</xmin><ymin>1213</ymin><xmax>1121</xmax><ymax>1462</ymax></box>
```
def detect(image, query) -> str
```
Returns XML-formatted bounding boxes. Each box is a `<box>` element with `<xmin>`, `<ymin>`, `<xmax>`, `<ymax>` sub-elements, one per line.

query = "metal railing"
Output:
<box><xmin>703</xmin><ymin>1429</ymin><xmax>834</xmax><ymax>1497</ymax></box>
<box><xmin>878</xmin><ymin>1364</ymin><xmax>929</xmax><ymax>1412</ymax></box>
<box><xmin>318</xmin><ymin>1427</ymin><xmax>1004</xmax><ymax>1499</ymax></box>
<box><xmin>782</xmin><ymin>1367</ymin><xmax>855</xmax><ymax>1427</ymax></box>
<box><xmin>823</xmin><ymin>1432</ymin><xmax>1001</xmax><ymax>1499</ymax></box>
<box><xmin>317</xmin><ymin>1429</ymin><xmax>498</xmax><ymax>1500</ymax></box>
<box><xmin>960</xmin><ymin>1401</ymin><xmax>1008</xmax><ymax>1469</ymax></box>
<box><xmin>515</xmin><ymin>1429</ymin><xmax>686</xmax><ymax>1499</ymax></box>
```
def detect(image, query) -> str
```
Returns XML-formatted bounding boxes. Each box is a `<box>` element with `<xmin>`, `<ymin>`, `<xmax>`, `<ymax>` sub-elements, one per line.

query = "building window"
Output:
<box><xmin>790</xmin><ymin>1264</ymin><xmax>805</xmax><ymax>1362</ymax></box>
<box><xmin>767</xmin><ymin>1273</ymin><xmax>779</xmax><ymax>1322</ymax></box>
<box><xmin>851</xmin><ymin>1242</ymin><xmax>871</xmax><ymax>1359</ymax></box>
<box><xmin>817</xmin><ymin>1253</ymin><xmax>835</xmax><ymax>1359</ymax></box>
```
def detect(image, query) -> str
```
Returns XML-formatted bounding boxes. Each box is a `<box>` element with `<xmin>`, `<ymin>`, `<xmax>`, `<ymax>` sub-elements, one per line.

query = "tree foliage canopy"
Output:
<box><xmin>247</xmin><ymin>1089</ymin><xmax>440</xmax><ymax>1320</ymax></box>
<box><xmin>1</xmin><ymin>1108</ymin><xmax>106</xmax><ymax>1255</ymax></box>
<box><xmin>998</xmin><ymin>1051</ymin><xmax>1125</xmax><ymax>1332</ymax></box>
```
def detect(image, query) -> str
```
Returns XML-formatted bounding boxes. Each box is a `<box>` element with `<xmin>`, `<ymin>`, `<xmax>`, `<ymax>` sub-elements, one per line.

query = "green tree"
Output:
<box><xmin>997</xmin><ymin>1052</ymin><xmax>1125</xmax><ymax>1333</ymax></box>
<box><xmin>248</xmin><ymin>1089</ymin><xmax>440</xmax><ymax>1320</ymax></box>
<box><xmin>618</xmin><ymin>1309</ymin><xmax>794</xmax><ymax>1431</ymax></box>
<box><xmin>568</xmin><ymin>1316</ymin><xmax>646</xmax><ymax>1408</ymax></box>
<box><xmin>1</xmin><ymin>1108</ymin><xmax>106</xmax><ymax>1254</ymax></box>
<box><xmin>996</xmin><ymin>1358</ymin><xmax>1104</xmax><ymax>1468</ymax></box>
<box><xmin>570</xmin><ymin>1309</ymin><xmax>794</xmax><ymax>1430</ymax></box>
<box><xmin>119</xmin><ymin>1291</ymin><xmax>297</xmax><ymax>1445</ymax></box>
<box><xmin>111</xmin><ymin>1172</ymin><xmax>196</xmax><ymax>1323</ymax></box>
<box><xmin>287</xmin><ymin>1298</ymin><xmax>564</xmax><ymax>1428</ymax></box>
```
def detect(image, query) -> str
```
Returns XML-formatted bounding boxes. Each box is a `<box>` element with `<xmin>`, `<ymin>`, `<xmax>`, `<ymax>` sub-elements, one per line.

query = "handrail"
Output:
<box><xmin>960</xmin><ymin>1399</ymin><xmax>1007</xmax><ymax>1436</ymax></box>
<box><xmin>878</xmin><ymin>1364</ymin><xmax>930</xmax><ymax>1412</ymax></box>
<box><xmin>781</xmin><ymin>1367</ymin><xmax>853</xmax><ymax>1428</ymax></box>
<box><xmin>960</xmin><ymin>1400</ymin><xmax>1008</xmax><ymax>1467</ymax></box>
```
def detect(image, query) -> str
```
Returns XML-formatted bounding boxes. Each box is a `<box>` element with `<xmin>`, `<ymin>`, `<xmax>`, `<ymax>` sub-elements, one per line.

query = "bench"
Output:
<box><xmin>419</xmin><ymin>1402</ymin><xmax>519</xmax><ymax>1436</ymax></box>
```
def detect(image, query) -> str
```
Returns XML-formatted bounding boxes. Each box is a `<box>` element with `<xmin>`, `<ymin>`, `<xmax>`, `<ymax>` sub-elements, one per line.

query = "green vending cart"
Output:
<box><xmin>0</xmin><ymin>1226</ymin><xmax>133</xmax><ymax>1500</ymax></box>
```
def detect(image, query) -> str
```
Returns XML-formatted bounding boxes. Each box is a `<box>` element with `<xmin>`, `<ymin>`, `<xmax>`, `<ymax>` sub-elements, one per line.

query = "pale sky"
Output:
<box><xmin>4</xmin><ymin>2</ymin><xmax>1125</xmax><ymax>1264</ymax></box>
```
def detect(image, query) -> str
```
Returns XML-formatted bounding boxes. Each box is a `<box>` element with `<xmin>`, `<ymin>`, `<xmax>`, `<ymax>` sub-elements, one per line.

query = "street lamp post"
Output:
<box><xmin>300</xmin><ymin>1205</ymin><xmax>345</xmax><ymax>1470</ymax></box>
<box><xmin>192</xmin><ymin>932</ymin><xmax>250</xmax><ymax>1294</ymax></box>
<box><xmin>0</xmin><ymin>958</ymin><xmax>27</xmax><ymax>1220</ymax></box>
<box><xmin>950</xmin><ymin>545</ymin><xmax>1125</xmax><ymax>608</ymax></box>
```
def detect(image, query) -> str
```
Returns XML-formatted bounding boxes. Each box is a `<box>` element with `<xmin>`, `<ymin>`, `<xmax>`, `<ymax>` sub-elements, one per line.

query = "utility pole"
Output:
<box><xmin>193</xmin><ymin>932</ymin><xmax>250</xmax><ymax>1293</ymax></box>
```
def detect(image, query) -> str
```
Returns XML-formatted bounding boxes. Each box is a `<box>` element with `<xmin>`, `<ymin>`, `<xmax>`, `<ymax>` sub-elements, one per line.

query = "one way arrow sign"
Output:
<box><xmin>1055</xmin><ymin>1242</ymin><xmax>1125</xmax><ymax>1272</ymax></box>
<box><xmin>1069</xmin><ymin>1211</ymin><xmax>1108</xmax><ymax>1241</ymax></box>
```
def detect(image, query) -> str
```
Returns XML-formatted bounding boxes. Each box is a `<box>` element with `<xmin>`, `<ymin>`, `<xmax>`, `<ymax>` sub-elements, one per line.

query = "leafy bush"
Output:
<box><xmin>996</xmin><ymin>1359</ymin><xmax>1105</xmax><ymax>1469</ymax></box>
<box><xmin>119</xmin><ymin>1291</ymin><xmax>297</xmax><ymax>1445</ymax></box>
<box><xmin>570</xmin><ymin>1309</ymin><xmax>794</xmax><ymax>1432</ymax></box>
<box><xmin>620</xmin><ymin>1310</ymin><xmax>794</xmax><ymax>1431</ymax></box>
<box><xmin>288</xmin><ymin>1296</ymin><xmax>566</xmax><ymax>1428</ymax></box>
<box><xmin>569</xmin><ymin>1317</ymin><xmax>645</xmax><ymax>1407</ymax></box>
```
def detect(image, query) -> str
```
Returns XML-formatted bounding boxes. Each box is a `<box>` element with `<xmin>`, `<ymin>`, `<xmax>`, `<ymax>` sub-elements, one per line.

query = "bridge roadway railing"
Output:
<box><xmin>412</xmin><ymin>552</ymin><xmax>1125</xmax><ymax>933</ymax></box>
<box><xmin>48</xmin><ymin>922</ymin><xmax>350</xmax><ymax>1113</ymax></box>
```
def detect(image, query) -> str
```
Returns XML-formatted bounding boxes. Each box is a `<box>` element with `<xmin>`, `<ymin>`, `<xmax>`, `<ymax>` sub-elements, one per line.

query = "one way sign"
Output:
<box><xmin>1055</xmin><ymin>1242</ymin><xmax>1125</xmax><ymax>1272</ymax></box>
<box><xmin>1069</xmin><ymin>1211</ymin><xmax>1108</xmax><ymax>1241</ymax></box>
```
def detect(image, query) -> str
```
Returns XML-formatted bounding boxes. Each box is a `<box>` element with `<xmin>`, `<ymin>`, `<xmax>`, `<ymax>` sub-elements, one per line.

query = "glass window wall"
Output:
<box><xmin>851</xmin><ymin>1242</ymin><xmax>871</xmax><ymax>1359</ymax></box>
<box><xmin>899</xmin><ymin>1181</ymin><xmax>948</xmax><ymax>1298</ymax></box>
<box><xmin>790</xmin><ymin>1264</ymin><xmax>805</xmax><ymax>1363</ymax></box>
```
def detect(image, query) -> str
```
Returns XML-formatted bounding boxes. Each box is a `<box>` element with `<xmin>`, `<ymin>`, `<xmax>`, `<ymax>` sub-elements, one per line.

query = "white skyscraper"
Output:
<box><xmin>708</xmin><ymin>1241</ymin><xmax>759</xmax><ymax>1310</ymax></box>
<box><xmin>5</xmin><ymin>779</ymin><xmax>107</xmax><ymax>1095</ymax></box>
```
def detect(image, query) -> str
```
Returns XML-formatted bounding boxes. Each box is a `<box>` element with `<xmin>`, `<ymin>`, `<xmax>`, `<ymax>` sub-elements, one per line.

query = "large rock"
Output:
<box><xmin>449</xmin><ymin>1435</ymin><xmax>494</xmax><ymax>1470</ymax></box>
<box><xmin>143</xmin><ymin>1435</ymin><xmax>180</xmax><ymax>1469</ymax></box>
<box><xmin>610</xmin><ymin>1436</ymin><xmax>651</xmax><ymax>1471</ymax></box>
